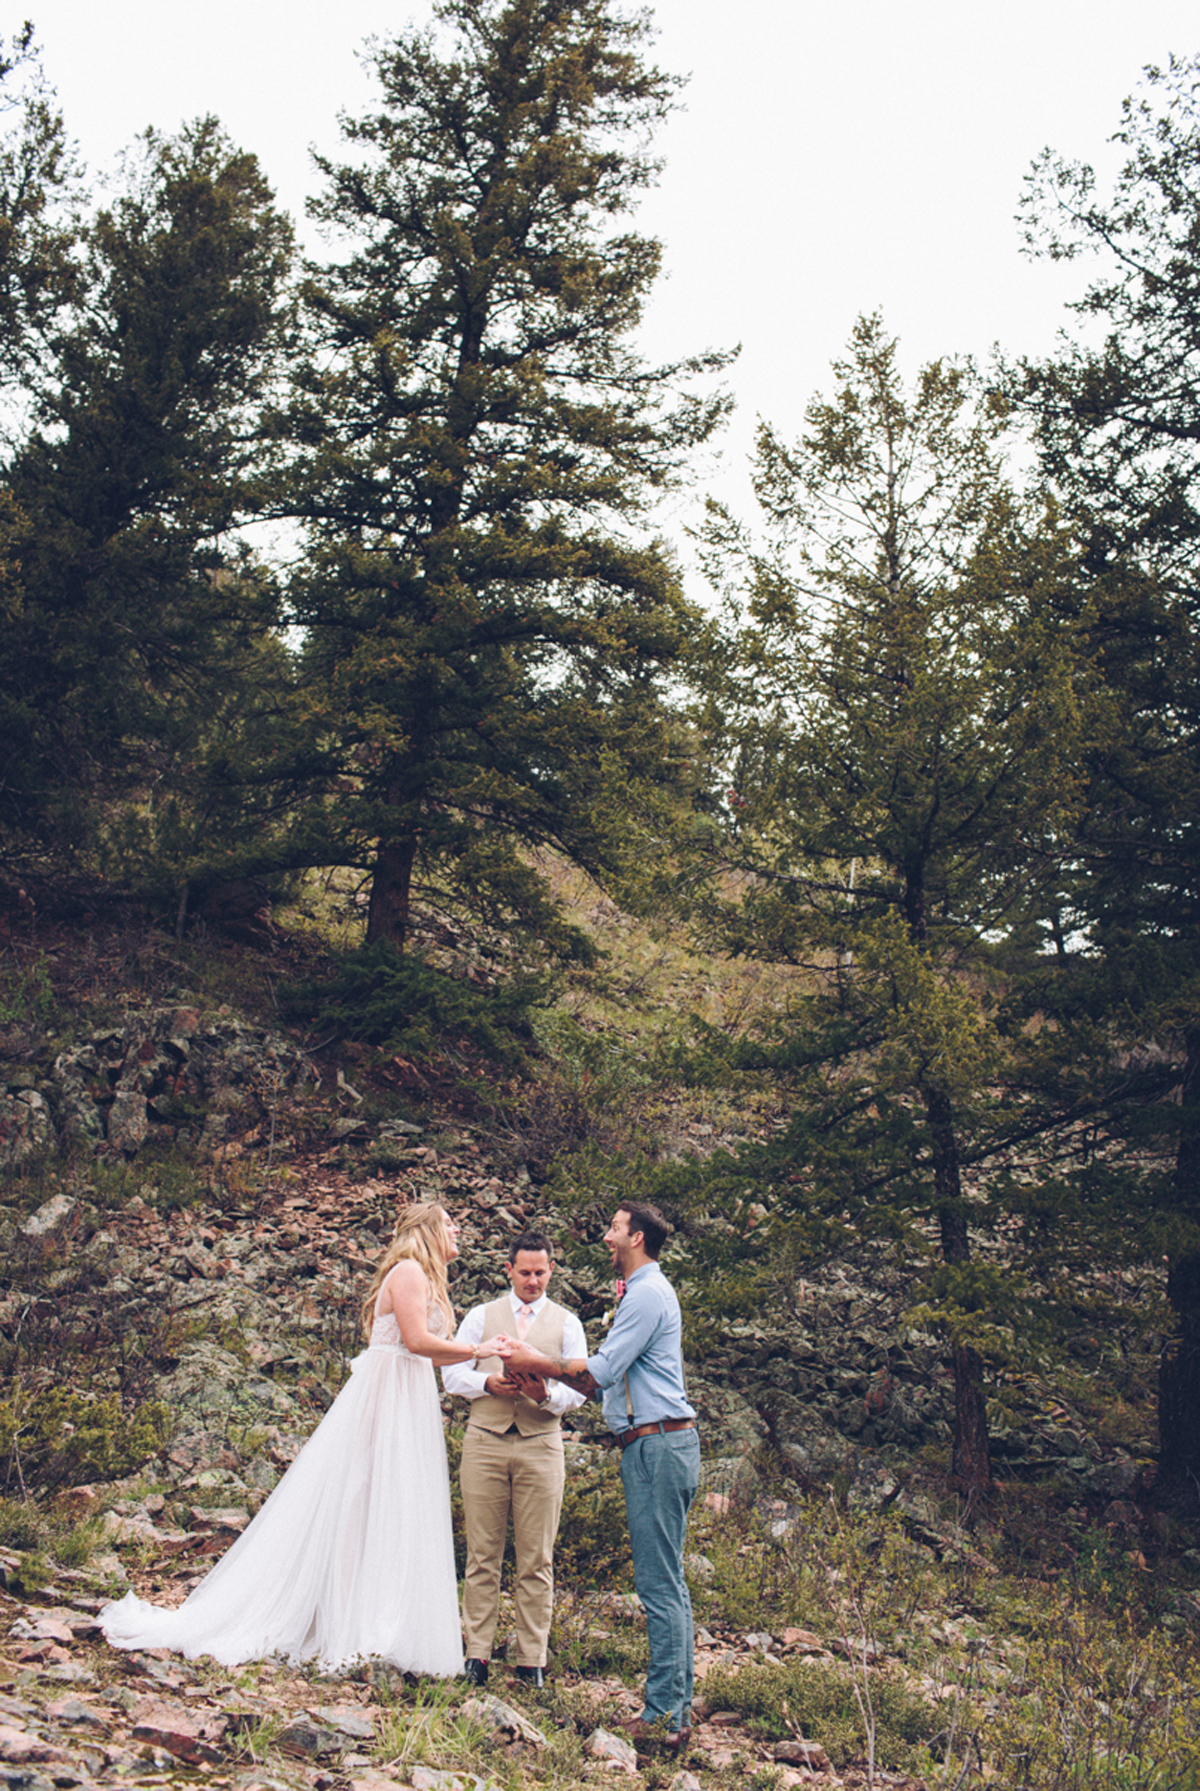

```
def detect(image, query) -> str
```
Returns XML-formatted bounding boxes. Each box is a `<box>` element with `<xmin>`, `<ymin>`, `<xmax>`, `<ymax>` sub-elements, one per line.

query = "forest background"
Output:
<box><xmin>2</xmin><ymin>0</ymin><xmax>1200</xmax><ymax>1610</ymax></box>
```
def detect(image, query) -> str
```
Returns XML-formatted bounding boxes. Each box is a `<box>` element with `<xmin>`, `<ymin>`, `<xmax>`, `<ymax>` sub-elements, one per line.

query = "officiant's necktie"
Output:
<box><xmin>515</xmin><ymin>1302</ymin><xmax>534</xmax><ymax>1340</ymax></box>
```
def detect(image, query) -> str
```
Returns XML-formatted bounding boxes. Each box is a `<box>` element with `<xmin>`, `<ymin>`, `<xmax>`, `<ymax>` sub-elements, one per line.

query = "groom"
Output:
<box><xmin>497</xmin><ymin>1200</ymin><xmax>699</xmax><ymax>1753</ymax></box>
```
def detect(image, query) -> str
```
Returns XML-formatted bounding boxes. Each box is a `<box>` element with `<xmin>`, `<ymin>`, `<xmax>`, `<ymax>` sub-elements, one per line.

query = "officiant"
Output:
<box><xmin>442</xmin><ymin>1229</ymin><xmax>587</xmax><ymax>1688</ymax></box>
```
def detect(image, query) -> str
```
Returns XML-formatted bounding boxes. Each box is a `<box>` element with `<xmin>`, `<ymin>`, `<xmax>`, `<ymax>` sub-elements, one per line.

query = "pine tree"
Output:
<box><xmin>1014</xmin><ymin>57</ymin><xmax>1200</xmax><ymax>1515</ymax></box>
<box><xmin>0</xmin><ymin>23</ymin><xmax>78</xmax><ymax>409</ymax></box>
<box><xmin>282</xmin><ymin>0</ymin><xmax>731</xmax><ymax>954</ymax></box>
<box><xmin>689</xmin><ymin>318</ymin><xmax>1088</xmax><ymax>1492</ymax></box>
<box><xmin>0</xmin><ymin>118</ymin><xmax>294</xmax><ymax>893</ymax></box>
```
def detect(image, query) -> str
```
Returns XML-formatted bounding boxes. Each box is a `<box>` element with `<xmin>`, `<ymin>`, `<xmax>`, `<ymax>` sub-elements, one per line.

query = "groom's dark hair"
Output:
<box><xmin>617</xmin><ymin>1201</ymin><xmax>670</xmax><ymax>1259</ymax></box>
<box><xmin>508</xmin><ymin>1229</ymin><xmax>554</xmax><ymax>1261</ymax></box>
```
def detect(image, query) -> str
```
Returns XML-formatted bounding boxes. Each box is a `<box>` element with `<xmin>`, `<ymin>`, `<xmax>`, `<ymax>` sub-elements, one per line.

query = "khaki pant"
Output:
<box><xmin>460</xmin><ymin>1424</ymin><xmax>565</xmax><ymax>1667</ymax></box>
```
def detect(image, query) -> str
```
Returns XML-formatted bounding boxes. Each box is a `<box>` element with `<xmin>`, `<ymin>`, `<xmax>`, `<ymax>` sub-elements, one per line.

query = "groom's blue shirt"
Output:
<box><xmin>587</xmin><ymin>1261</ymin><xmax>694</xmax><ymax>1433</ymax></box>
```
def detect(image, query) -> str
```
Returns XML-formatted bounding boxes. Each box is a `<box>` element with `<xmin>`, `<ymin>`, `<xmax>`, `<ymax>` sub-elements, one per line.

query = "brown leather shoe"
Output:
<box><xmin>619</xmin><ymin>1717</ymin><xmax>692</xmax><ymax>1754</ymax></box>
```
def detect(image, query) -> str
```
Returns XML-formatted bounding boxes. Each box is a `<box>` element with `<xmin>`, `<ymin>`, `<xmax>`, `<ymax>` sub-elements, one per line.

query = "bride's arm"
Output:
<box><xmin>382</xmin><ymin>1261</ymin><xmax>481</xmax><ymax>1366</ymax></box>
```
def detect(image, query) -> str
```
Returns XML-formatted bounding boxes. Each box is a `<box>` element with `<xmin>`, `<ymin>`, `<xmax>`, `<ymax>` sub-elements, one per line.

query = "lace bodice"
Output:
<box><xmin>369</xmin><ymin>1298</ymin><xmax>449</xmax><ymax>1354</ymax></box>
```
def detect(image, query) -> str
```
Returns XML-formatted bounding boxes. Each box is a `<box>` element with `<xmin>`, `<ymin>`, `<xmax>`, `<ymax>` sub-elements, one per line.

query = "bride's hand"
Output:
<box><xmin>490</xmin><ymin>1333</ymin><xmax>514</xmax><ymax>1358</ymax></box>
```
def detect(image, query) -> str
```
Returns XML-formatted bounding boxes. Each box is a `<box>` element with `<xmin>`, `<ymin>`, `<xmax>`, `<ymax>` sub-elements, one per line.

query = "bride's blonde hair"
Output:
<box><xmin>362</xmin><ymin>1202</ymin><xmax>455</xmax><ymax>1339</ymax></box>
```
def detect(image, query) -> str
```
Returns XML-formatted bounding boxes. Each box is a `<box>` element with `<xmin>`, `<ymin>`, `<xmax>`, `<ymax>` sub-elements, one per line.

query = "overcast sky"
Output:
<box><xmin>21</xmin><ymin>0</ymin><xmax>1200</xmax><ymax>542</ymax></box>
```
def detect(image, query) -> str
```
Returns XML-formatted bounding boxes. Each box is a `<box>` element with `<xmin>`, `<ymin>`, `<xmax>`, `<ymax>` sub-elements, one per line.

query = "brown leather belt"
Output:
<box><xmin>616</xmin><ymin>1418</ymin><xmax>695</xmax><ymax>1450</ymax></box>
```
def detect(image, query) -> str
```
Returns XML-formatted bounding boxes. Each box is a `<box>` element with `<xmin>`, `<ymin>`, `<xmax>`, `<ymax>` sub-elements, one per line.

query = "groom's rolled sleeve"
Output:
<box><xmin>587</xmin><ymin>1296</ymin><xmax>656</xmax><ymax>1392</ymax></box>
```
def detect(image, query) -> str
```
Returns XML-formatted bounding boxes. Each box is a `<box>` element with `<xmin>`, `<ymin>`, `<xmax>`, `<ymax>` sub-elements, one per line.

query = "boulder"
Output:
<box><xmin>0</xmin><ymin>1087</ymin><xmax>52</xmax><ymax>1167</ymax></box>
<box><xmin>17</xmin><ymin>1194</ymin><xmax>79</xmax><ymax>1252</ymax></box>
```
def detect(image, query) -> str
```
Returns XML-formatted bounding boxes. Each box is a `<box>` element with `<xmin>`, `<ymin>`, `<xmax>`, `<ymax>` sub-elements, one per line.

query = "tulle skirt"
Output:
<box><xmin>100</xmin><ymin>1344</ymin><xmax>464</xmax><ymax>1674</ymax></box>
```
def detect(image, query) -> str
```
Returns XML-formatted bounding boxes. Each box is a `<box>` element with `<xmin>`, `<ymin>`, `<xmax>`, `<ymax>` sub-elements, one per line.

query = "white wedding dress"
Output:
<box><xmin>100</xmin><ymin>1301</ymin><xmax>464</xmax><ymax>1675</ymax></box>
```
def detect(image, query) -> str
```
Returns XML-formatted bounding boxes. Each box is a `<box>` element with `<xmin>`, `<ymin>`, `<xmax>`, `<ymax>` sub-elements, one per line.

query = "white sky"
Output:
<box><xmin>21</xmin><ymin>0</ymin><xmax>1200</xmax><ymax>556</ymax></box>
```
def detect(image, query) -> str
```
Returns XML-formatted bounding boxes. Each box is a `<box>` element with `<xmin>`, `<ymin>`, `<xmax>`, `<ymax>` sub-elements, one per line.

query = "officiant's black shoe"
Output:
<box><xmin>515</xmin><ymin>1665</ymin><xmax>545</xmax><ymax>1687</ymax></box>
<box><xmin>463</xmin><ymin>1657</ymin><xmax>488</xmax><ymax>1686</ymax></box>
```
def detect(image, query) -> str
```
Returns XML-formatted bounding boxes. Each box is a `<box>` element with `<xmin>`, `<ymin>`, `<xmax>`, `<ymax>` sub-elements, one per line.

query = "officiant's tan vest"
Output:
<box><xmin>469</xmin><ymin>1297</ymin><xmax>568</xmax><ymax>1436</ymax></box>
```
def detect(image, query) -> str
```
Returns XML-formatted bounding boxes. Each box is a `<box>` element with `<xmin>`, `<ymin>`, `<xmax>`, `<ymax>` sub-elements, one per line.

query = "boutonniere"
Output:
<box><xmin>601</xmin><ymin>1278</ymin><xmax>627</xmax><ymax>1329</ymax></box>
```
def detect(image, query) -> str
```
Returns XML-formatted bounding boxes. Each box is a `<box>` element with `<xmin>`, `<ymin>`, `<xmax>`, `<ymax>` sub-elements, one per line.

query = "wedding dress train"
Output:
<box><xmin>100</xmin><ymin>1306</ymin><xmax>464</xmax><ymax>1674</ymax></box>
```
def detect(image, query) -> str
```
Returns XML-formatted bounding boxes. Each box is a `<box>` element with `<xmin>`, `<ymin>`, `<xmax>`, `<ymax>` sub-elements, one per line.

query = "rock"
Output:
<box><xmin>53</xmin><ymin>1048</ymin><xmax>106</xmax><ymax>1147</ymax></box>
<box><xmin>189</xmin><ymin>1507</ymin><xmax>251</xmax><ymax>1533</ymax></box>
<box><xmin>107</xmin><ymin>1089</ymin><xmax>148</xmax><ymax>1153</ymax></box>
<box><xmin>683</xmin><ymin>1552</ymin><xmax>714</xmax><ymax>1582</ymax></box>
<box><xmin>779</xmin><ymin>1432</ymin><xmax>856</xmax><ymax>1479</ymax></box>
<box><xmin>42</xmin><ymin>1701</ymin><xmax>107</xmax><ymax>1729</ymax></box>
<box><xmin>308</xmin><ymin>1705</ymin><xmax>377</xmax><ymax>1742</ymax></box>
<box><xmin>7</xmin><ymin>1618</ymin><xmax>72</xmax><ymax>1645</ymax></box>
<box><xmin>774</xmin><ymin>1738</ymin><xmax>832</xmax><ymax>1770</ymax></box>
<box><xmin>156</xmin><ymin>1339</ymin><xmax>303</xmax><ymax>1436</ymax></box>
<box><xmin>97</xmin><ymin>1511</ymin><xmax>162</xmax><ymax>1547</ymax></box>
<box><xmin>51</xmin><ymin>1005</ymin><xmax>316</xmax><ymax>1157</ymax></box>
<box><xmin>329</xmin><ymin>1117</ymin><xmax>370</xmax><ymax>1140</ymax></box>
<box><xmin>1089</xmin><ymin>1457</ymin><xmax>1141</xmax><ymax>1499</ymax></box>
<box><xmin>0</xmin><ymin>1089</ymin><xmax>52</xmax><ymax>1169</ymax></box>
<box><xmin>410</xmin><ymin>1769</ymin><xmax>493</xmax><ymax>1791</ymax></box>
<box><xmin>0</xmin><ymin>1726</ymin><xmax>69</xmax><ymax>1765</ymax></box>
<box><xmin>87</xmin><ymin>1550</ymin><xmax>127</xmax><ymax>1581</ymax></box>
<box><xmin>279</xmin><ymin>1715</ymin><xmax>340</xmax><ymax>1759</ymax></box>
<box><xmin>847</xmin><ymin>1454</ymin><xmax>898</xmax><ymax>1510</ymax></box>
<box><xmin>130</xmin><ymin>1699</ymin><xmax>226</xmax><ymax>1765</ymax></box>
<box><xmin>669</xmin><ymin>1774</ymin><xmax>704</xmax><ymax>1791</ymax></box>
<box><xmin>51</xmin><ymin>1486</ymin><xmax>98</xmax><ymax>1519</ymax></box>
<box><xmin>36</xmin><ymin>1661</ymin><xmax>92</xmax><ymax>1684</ymax></box>
<box><xmin>586</xmin><ymin>1727</ymin><xmax>640</xmax><ymax>1773</ymax></box>
<box><xmin>460</xmin><ymin>1695</ymin><xmax>546</xmax><ymax>1747</ymax></box>
<box><xmin>17</xmin><ymin>1195</ymin><xmax>78</xmax><ymax>1248</ymax></box>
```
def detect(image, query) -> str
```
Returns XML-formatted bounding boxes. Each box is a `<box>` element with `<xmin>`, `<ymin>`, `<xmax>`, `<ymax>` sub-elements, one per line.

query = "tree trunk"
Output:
<box><xmin>1157</xmin><ymin>1027</ymin><xmax>1200</xmax><ymax>1518</ymax></box>
<box><xmin>949</xmin><ymin>1339</ymin><xmax>992</xmax><ymax>1496</ymax></box>
<box><xmin>365</xmin><ymin>830</ymin><xmax>417</xmax><ymax>950</ymax></box>
<box><xmin>927</xmin><ymin>1082</ymin><xmax>993</xmax><ymax>1495</ymax></box>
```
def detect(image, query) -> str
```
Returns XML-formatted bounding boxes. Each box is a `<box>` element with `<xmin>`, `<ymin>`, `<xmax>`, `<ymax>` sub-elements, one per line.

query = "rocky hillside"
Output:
<box><xmin>0</xmin><ymin>908</ymin><xmax>1193</xmax><ymax>1790</ymax></box>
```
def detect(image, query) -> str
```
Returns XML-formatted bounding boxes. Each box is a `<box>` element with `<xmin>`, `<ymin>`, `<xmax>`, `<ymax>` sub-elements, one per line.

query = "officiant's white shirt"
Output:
<box><xmin>442</xmin><ymin>1291</ymin><xmax>587</xmax><ymax>1417</ymax></box>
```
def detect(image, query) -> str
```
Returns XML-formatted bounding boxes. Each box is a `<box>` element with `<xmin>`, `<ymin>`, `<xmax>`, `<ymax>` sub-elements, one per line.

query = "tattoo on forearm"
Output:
<box><xmin>552</xmin><ymin>1358</ymin><xmax>599</xmax><ymax>1398</ymax></box>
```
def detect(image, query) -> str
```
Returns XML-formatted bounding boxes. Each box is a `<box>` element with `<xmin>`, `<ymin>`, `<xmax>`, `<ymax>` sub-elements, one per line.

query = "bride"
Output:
<box><xmin>101</xmin><ymin>1202</ymin><xmax>486</xmax><ymax>1674</ymax></box>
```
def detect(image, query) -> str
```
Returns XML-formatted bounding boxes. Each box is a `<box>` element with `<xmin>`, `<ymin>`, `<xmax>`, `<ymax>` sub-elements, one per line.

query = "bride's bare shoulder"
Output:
<box><xmin>382</xmin><ymin>1258</ymin><xmax>427</xmax><ymax>1300</ymax></box>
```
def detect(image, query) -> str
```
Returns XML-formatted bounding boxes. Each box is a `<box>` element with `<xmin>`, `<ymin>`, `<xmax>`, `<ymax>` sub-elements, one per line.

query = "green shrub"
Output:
<box><xmin>554</xmin><ymin>1446</ymin><xmax>635</xmax><ymax>1588</ymax></box>
<box><xmin>50</xmin><ymin>1514</ymin><xmax>106</xmax><ymax>1569</ymax></box>
<box><xmin>0</xmin><ymin>952</ymin><xmax>59</xmax><ymax>1028</ymax></box>
<box><xmin>0</xmin><ymin>1389</ymin><xmax>171</xmax><ymax>1492</ymax></box>
<box><xmin>0</xmin><ymin>1496</ymin><xmax>44</xmax><ymax>1550</ymax></box>
<box><xmin>551</xmin><ymin>1593</ymin><xmax>649</xmax><ymax>1679</ymax></box>
<box><xmin>701</xmin><ymin>1657</ymin><xmax>938</xmax><ymax>1772</ymax></box>
<box><xmin>985</xmin><ymin>1598</ymin><xmax>1200</xmax><ymax>1791</ymax></box>
<box><xmin>5</xmin><ymin>1549</ymin><xmax>51</xmax><ymax>1596</ymax></box>
<box><xmin>280</xmin><ymin>942</ymin><xmax>543</xmax><ymax>1067</ymax></box>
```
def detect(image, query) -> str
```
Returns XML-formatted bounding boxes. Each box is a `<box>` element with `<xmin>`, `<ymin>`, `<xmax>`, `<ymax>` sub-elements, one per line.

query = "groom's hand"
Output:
<box><xmin>502</xmin><ymin>1341</ymin><xmax>599</xmax><ymax>1399</ymax></box>
<box><xmin>485</xmin><ymin>1372</ymin><xmax>524</xmax><ymax>1399</ymax></box>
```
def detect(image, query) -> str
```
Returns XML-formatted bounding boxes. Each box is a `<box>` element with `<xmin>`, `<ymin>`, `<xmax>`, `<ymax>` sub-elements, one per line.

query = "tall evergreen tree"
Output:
<box><xmin>689</xmin><ymin>318</ymin><xmax>1088</xmax><ymax>1492</ymax></box>
<box><xmin>283</xmin><ymin>0</ymin><xmax>731</xmax><ymax>954</ymax></box>
<box><xmin>0</xmin><ymin>23</ymin><xmax>78</xmax><ymax>411</ymax></box>
<box><xmin>1014</xmin><ymin>56</ymin><xmax>1200</xmax><ymax>1516</ymax></box>
<box><xmin>0</xmin><ymin>118</ymin><xmax>294</xmax><ymax>888</ymax></box>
